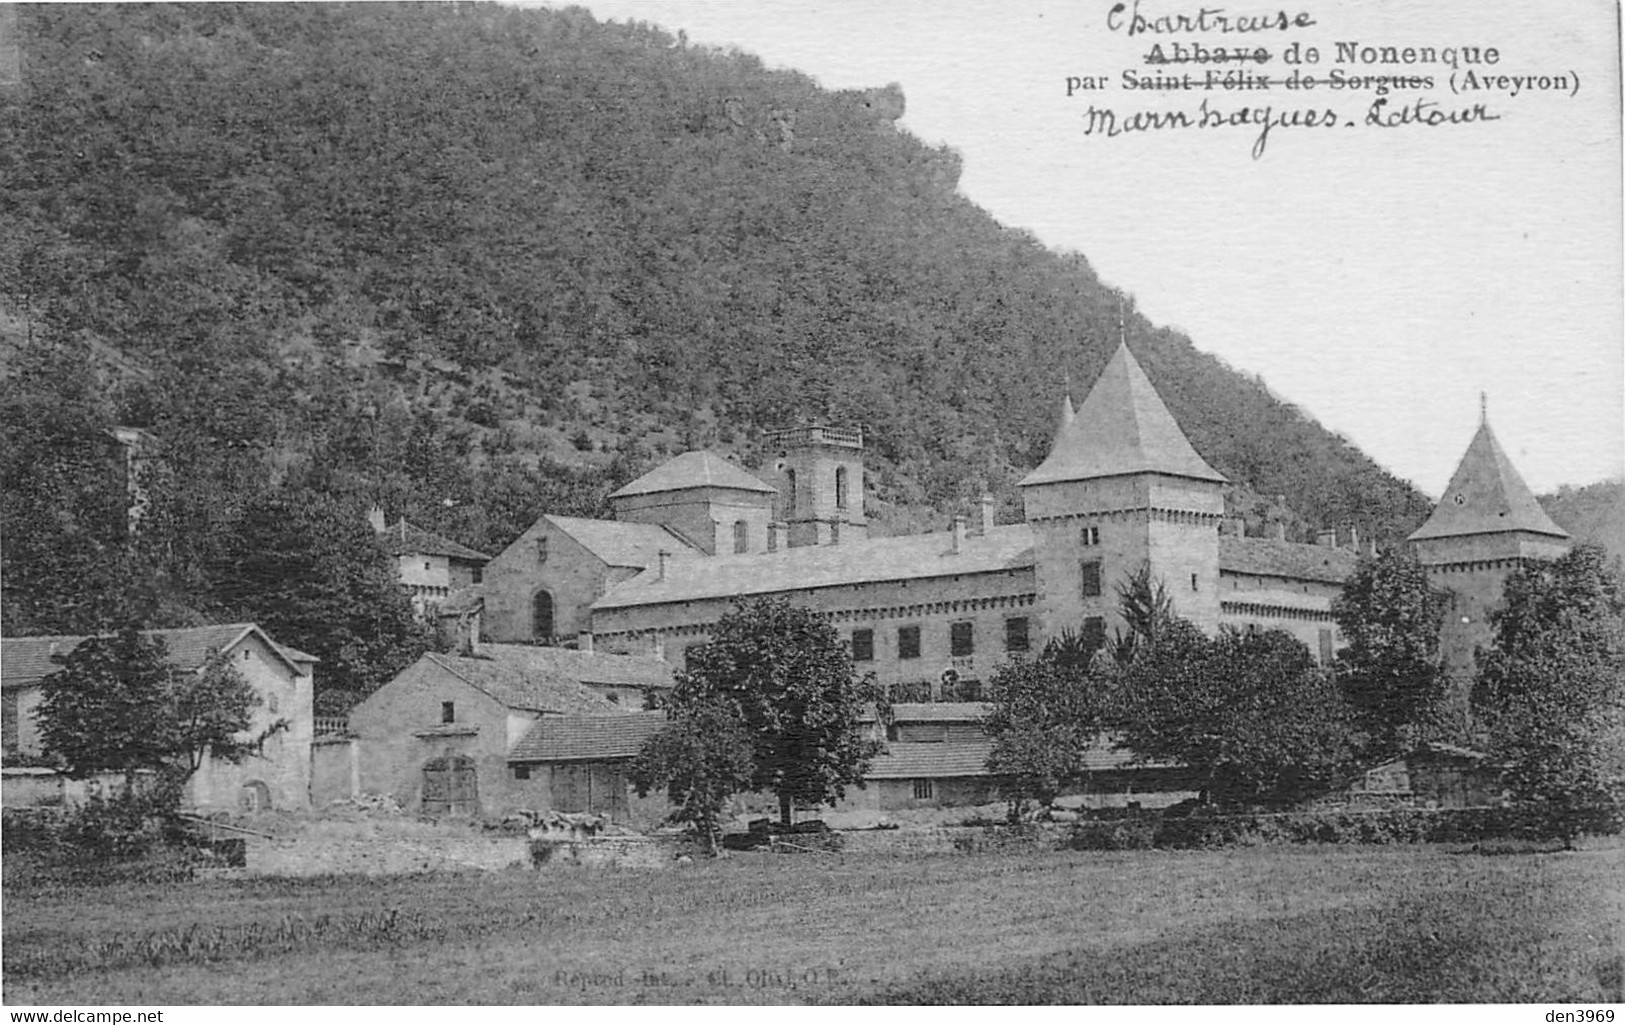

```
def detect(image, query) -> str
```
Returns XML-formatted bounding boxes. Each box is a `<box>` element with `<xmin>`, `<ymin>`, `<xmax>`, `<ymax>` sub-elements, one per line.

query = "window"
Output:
<box><xmin>471</xmin><ymin>567</ymin><xmax>483</xmax><ymax>585</ymax></box>
<box><xmin>1191</xmin><ymin>573</ymin><xmax>1200</xmax><ymax>592</ymax></box>
<box><xmin>913</xmin><ymin>779</ymin><xmax>934</xmax><ymax>800</ymax></box>
<box><xmin>898</xmin><ymin>625</ymin><xmax>921</xmax><ymax>660</ymax></box>
<box><xmin>1080</xmin><ymin>525</ymin><xmax>1100</xmax><ymax>546</ymax></box>
<box><xmin>268</xmin><ymin>694</ymin><xmax>279</xmax><ymax>714</ymax></box>
<box><xmin>733</xmin><ymin>520</ymin><xmax>749</xmax><ymax>554</ymax></box>
<box><xmin>513</xmin><ymin>764</ymin><xmax>531</xmax><ymax>780</ymax></box>
<box><xmin>243</xmin><ymin>649</ymin><xmax>251</xmax><ymax>661</ymax></box>
<box><xmin>950</xmin><ymin>621</ymin><xmax>974</xmax><ymax>657</ymax></box>
<box><xmin>425</xmin><ymin>561</ymin><xmax>432</xmax><ymax>572</ymax></box>
<box><xmin>1005</xmin><ymin>617</ymin><xmax>1030</xmax><ymax>653</ymax></box>
<box><xmin>784</xmin><ymin>468</ymin><xmax>797</xmax><ymax>516</ymax></box>
<box><xmin>535</xmin><ymin>536</ymin><xmax>549</xmax><ymax>563</ymax></box>
<box><xmin>532</xmin><ymin>590</ymin><xmax>555</xmax><ymax>641</ymax></box>
<box><xmin>835</xmin><ymin>466</ymin><xmax>849</xmax><ymax>509</ymax></box>
<box><xmin>1318</xmin><ymin>628</ymin><xmax>1334</xmax><ymax>667</ymax></box>
<box><xmin>1080</xmin><ymin>560</ymin><xmax>1102</xmax><ymax>598</ymax></box>
<box><xmin>1081</xmin><ymin>617</ymin><xmax>1106</xmax><ymax>652</ymax></box>
<box><xmin>851</xmin><ymin>628</ymin><xmax>874</xmax><ymax>662</ymax></box>
<box><xmin>441</xmin><ymin>701</ymin><xmax>455</xmax><ymax>724</ymax></box>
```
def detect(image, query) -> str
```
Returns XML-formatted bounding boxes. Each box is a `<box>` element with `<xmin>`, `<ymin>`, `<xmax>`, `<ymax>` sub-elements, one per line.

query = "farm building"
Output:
<box><xmin>0</xmin><ymin>623</ymin><xmax>316</xmax><ymax>812</ymax></box>
<box><xmin>342</xmin><ymin>644</ymin><xmax>670</xmax><ymax>817</ymax></box>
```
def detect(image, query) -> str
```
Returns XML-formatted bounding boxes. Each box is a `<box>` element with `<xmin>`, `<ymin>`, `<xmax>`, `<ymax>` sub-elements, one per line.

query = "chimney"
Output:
<box><xmin>1271</xmin><ymin>522</ymin><xmax>1286</xmax><ymax>541</ymax></box>
<box><xmin>979</xmin><ymin>494</ymin><xmax>995</xmax><ymax>536</ymax></box>
<box><xmin>1316</xmin><ymin>528</ymin><xmax>1337</xmax><ymax>548</ymax></box>
<box><xmin>656</xmin><ymin>549</ymin><xmax>671</xmax><ymax>581</ymax></box>
<box><xmin>577</xmin><ymin>631</ymin><xmax>594</xmax><ymax>654</ymax></box>
<box><xmin>768</xmin><ymin>521</ymin><xmax>786</xmax><ymax>552</ymax></box>
<box><xmin>950</xmin><ymin>515</ymin><xmax>966</xmax><ymax>555</ymax></box>
<box><xmin>367</xmin><ymin>506</ymin><xmax>385</xmax><ymax>533</ymax></box>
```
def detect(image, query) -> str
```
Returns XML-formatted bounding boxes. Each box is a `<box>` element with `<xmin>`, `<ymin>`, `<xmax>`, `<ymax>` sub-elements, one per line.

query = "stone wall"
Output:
<box><xmin>244</xmin><ymin>834</ymin><xmax>532</xmax><ymax>876</ymax></box>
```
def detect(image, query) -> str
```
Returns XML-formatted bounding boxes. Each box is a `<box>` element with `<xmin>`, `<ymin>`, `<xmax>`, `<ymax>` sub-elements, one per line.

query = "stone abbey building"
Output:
<box><xmin>485</xmin><ymin>343</ymin><xmax>1374</xmax><ymax>693</ymax></box>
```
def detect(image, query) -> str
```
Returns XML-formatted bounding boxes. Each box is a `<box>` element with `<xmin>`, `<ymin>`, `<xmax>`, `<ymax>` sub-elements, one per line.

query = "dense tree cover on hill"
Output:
<box><xmin>0</xmin><ymin>2</ymin><xmax>1435</xmax><ymax>574</ymax></box>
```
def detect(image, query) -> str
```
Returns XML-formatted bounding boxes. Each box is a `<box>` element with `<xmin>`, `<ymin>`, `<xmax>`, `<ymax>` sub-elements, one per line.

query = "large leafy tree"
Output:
<box><xmin>982</xmin><ymin>650</ymin><xmax>1108</xmax><ymax>821</ymax></box>
<box><xmin>668</xmin><ymin>598</ymin><xmax>884</xmax><ymax>825</ymax></box>
<box><xmin>1473</xmin><ymin>544</ymin><xmax>1625</xmax><ymax>836</ymax></box>
<box><xmin>629</xmin><ymin>696</ymin><xmax>755</xmax><ymax>855</ymax></box>
<box><xmin>207</xmin><ymin>488</ymin><xmax>431</xmax><ymax>714</ymax></box>
<box><xmin>1112</xmin><ymin>621</ymin><xmax>1358</xmax><ymax>809</ymax></box>
<box><xmin>37</xmin><ymin>630</ymin><xmax>264</xmax><ymax>793</ymax></box>
<box><xmin>1331</xmin><ymin>547</ymin><xmax>1451</xmax><ymax>758</ymax></box>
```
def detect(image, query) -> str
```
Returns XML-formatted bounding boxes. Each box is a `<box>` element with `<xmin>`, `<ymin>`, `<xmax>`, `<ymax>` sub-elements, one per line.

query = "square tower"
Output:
<box><xmin>1019</xmin><ymin>345</ymin><xmax>1227</xmax><ymax>646</ymax></box>
<box><xmin>766</xmin><ymin>425</ymin><xmax>869</xmax><ymax>547</ymax></box>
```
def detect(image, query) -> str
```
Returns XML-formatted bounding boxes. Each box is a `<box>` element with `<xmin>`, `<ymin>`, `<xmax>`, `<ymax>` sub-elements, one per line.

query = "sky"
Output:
<box><xmin>545</xmin><ymin>0</ymin><xmax>1621</xmax><ymax>498</ymax></box>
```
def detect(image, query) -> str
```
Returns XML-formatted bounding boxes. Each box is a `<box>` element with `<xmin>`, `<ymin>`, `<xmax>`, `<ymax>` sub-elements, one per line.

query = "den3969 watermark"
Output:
<box><xmin>1543</xmin><ymin>1011</ymin><xmax>1615</xmax><ymax>1023</ymax></box>
<box><xmin>554</xmin><ymin>966</ymin><xmax>842</xmax><ymax>993</ymax></box>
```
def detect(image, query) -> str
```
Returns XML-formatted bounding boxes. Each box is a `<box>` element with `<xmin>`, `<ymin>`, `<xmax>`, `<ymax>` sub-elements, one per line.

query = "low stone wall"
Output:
<box><xmin>245</xmin><ymin>834</ymin><xmax>532</xmax><ymax>876</ymax></box>
<box><xmin>531</xmin><ymin>835</ymin><xmax>671</xmax><ymax>869</ymax></box>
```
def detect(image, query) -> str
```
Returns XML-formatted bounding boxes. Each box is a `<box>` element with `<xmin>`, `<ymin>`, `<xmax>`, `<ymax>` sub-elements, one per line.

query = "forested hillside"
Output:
<box><xmin>1542</xmin><ymin>480</ymin><xmax>1625</xmax><ymax>566</ymax></box>
<box><xmin>2</xmin><ymin>3</ymin><xmax>1436</xmax><ymax>642</ymax></box>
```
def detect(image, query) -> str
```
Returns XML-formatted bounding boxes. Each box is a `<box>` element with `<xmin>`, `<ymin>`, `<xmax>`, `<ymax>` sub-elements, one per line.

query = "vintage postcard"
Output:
<box><xmin>0</xmin><ymin>0</ymin><xmax>1619</xmax><ymax>1013</ymax></box>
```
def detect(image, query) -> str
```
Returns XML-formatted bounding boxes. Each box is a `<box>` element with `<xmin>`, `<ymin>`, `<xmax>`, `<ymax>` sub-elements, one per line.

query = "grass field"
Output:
<box><xmin>3</xmin><ymin>842</ymin><xmax>1621</xmax><ymax>1004</ymax></box>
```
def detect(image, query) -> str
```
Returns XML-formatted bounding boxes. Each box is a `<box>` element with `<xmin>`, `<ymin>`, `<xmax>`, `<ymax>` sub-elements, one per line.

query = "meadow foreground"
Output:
<box><xmin>3</xmin><ymin>841</ymin><xmax>1621</xmax><ymax>1005</ymax></box>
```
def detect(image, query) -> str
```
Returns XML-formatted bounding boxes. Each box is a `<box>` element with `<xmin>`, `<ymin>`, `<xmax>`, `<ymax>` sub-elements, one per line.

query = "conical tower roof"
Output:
<box><xmin>1408</xmin><ymin>418</ymin><xmax>1569</xmax><ymax>542</ymax></box>
<box><xmin>1020</xmin><ymin>344</ymin><xmax>1226</xmax><ymax>487</ymax></box>
<box><xmin>1052</xmin><ymin>391</ymin><xmax>1077</xmax><ymax>448</ymax></box>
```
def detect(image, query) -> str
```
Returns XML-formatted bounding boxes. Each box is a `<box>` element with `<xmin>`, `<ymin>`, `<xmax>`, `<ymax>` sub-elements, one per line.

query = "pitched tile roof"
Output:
<box><xmin>609</xmin><ymin>451</ymin><xmax>777</xmax><ymax>499</ymax></box>
<box><xmin>1</xmin><ymin>624</ymin><xmax>309</xmax><ymax>691</ymax></box>
<box><xmin>1218</xmin><ymin>535</ymin><xmax>1358</xmax><ymax>584</ymax></box>
<box><xmin>593</xmin><ymin>524</ymin><xmax>1036</xmax><ymax>609</ymax></box>
<box><xmin>509</xmin><ymin>711</ymin><xmax>668</xmax><ymax>762</ymax></box>
<box><xmin>887</xmin><ymin>702</ymin><xmax>990</xmax><ymax>723</ymax></box>
<box><xmin>380</xmin><ymin>519</ymin><xmax>491</xmax><ymax>562</ymax></box>
<box><xmin>478</xmin><ymin>643</ymin><xmax>674</xmax><ymax>691</ymax></box>
<box><xmin>420</xmin><ymin>651</ymin><xmax>623</xmax><ymax>715</ymax></box>
<box><xmin>1408</xmin><ymin>419</ymin><xmax>1570</xmax><ymax>542</ymax></box>
<box><xmin>1021</xmin><ymin>344</ymin><xmax>1227</xmax><ymax>487</ymax></box>
<box><xmin>545</xmin><ymin>515</ymin><xmax>699</xmax><ymax>568</ymax></box>
<box><xmin>866</xmin><ymin>742</ymin><xmax>993</xmax><ymax>779</ymax></box>
<box><xmin>436</xmin><ymin>585</ymin><xmax>484</xmax><ymax>617</ymax></box>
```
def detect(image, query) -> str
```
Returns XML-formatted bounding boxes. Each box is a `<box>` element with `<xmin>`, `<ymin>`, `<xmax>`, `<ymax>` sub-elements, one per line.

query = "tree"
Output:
<box><xmin>207</xmin><ymin>488</ymin><xmax>431</xmax><ymax>713</ymax></box>
<box><xmin>982</xmin><ymin>651</ymin><xmax>1107</xmax><ymax>822</ymax></box>
<box><xmin>1111</xmin><ymin>620</ymin><xmax>1358</xmax><ymax>809</ymax></box>
<box><xmin>629</xmin><ymin>696</ymin><xmax>755</xmax><ymax>855</ymax></box>
<box><xmin>1331</xmin><ymin>547</ymin><xmax>1451</xmax><ymax>758</ymax></box>
<box><xmin>670</xmin><ymin>598</ymin><xmax>884</xmax><ymax>825</ymax></box>
<box><xmin>1109</xmin><ymin>562</ymin><xmax>1175</xmax><ymax>664</ymax></box>
<box><xmin>37</xmin><ymin>630</ymin><xmax>265</xmax><ymax>794</ymax></box>
<box><xmin>1473</xmin><ymin>544</ymin><xmax>1625</xmax><ymax>837</ymax></box>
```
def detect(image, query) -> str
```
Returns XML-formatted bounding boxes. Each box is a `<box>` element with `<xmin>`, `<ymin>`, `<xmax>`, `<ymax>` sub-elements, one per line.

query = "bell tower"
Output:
<box><xmin>767</xmin><ymin>425</ymin><xmax>868</xmax><ymax>547</ymax></box>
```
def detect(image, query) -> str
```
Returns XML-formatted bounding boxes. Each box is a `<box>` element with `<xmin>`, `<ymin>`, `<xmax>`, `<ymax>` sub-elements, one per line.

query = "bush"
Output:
<box><xmin>1141</xmin><ymin>802</ymin><xmax>1624</xmax><ymax>850</ymax></box>
<box><xmin>1068</xmin><ymin>817</ymin><xmax>1157</xmax><ymax>851</ymax></box>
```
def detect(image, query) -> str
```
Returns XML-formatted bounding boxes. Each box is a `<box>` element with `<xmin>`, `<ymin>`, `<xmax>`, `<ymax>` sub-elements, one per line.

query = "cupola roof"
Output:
<box><xmin>609</xmin><ymin>451</ymin><xmax>776</xmax><ymax>499</ymax></box>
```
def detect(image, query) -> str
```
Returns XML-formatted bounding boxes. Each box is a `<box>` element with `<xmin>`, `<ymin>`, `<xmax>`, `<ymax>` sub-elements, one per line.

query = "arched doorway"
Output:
<box><xmin>422</xmin><ymin>755</ymin><xmax>479</xmax><ymax>816</ymax></box>
<box><xmin>532</xmin><ymin>589</ymin><xmax>555</xmax><ymax>642</ymax></box>
<box><xmin>238</xmin><ymin>779</ymin><xmax>272</xmax><ymax>813</ymax></box>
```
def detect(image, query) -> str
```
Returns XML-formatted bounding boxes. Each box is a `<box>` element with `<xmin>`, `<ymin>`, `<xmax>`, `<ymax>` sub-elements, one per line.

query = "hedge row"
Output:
<box><xmin>1068</xmin><ymin>803</ymin><xmax>1623</xmax><ymax>851</ymax></box>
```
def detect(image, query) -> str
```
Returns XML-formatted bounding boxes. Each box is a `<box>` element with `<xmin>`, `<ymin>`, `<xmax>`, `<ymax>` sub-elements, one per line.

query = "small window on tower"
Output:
<box><xmin>1005</xmin><ymin>617</ymin><xmax>1030</xmax><ymax>653</ymax></box>
<box><xmin>1082</xmin><ymin>617</ymin><xmax>1106</xmax><ymax>652</ymax></box>
<box><xmin>1080</xmin><ymin>560</ymin><xmax>1103</xmax><ymax>598</ymax></box>
<box><xmin>951</xmin><ymin>621</ymin><xmax>974</xmax><ymax>657</ymax></box>
<box><xmin>835</xmin><ymin>466</ymin><xmax>849</xmax><ymax>510</ymax></box>
<box><xmin>441</xmin><ymin>701</ymin><xmax>455</xmax><ymax>724</ymax></box>
<box><xmin>898</xmin><ymin>625</ymin><xmax>921</xmax><ymax>660</ymax></box>
<box><xmin>851</xmin><ymin>629</ymin><xmax>874</xmax><ymax>662</ymax></box>
<box><xmin>1191</xmin><ymin>573</ymin><xmax>1200</xmax><ymax>592</ymax></box>
<box><xmin>1080</xmin><ymin>526</ymin><xmax>1100</xmax><ymax>546</ymax></box>
<box><xmin>733</xmin><ymin>519</ymin><xmax>749</xmax><ymax>554</ymax></box>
